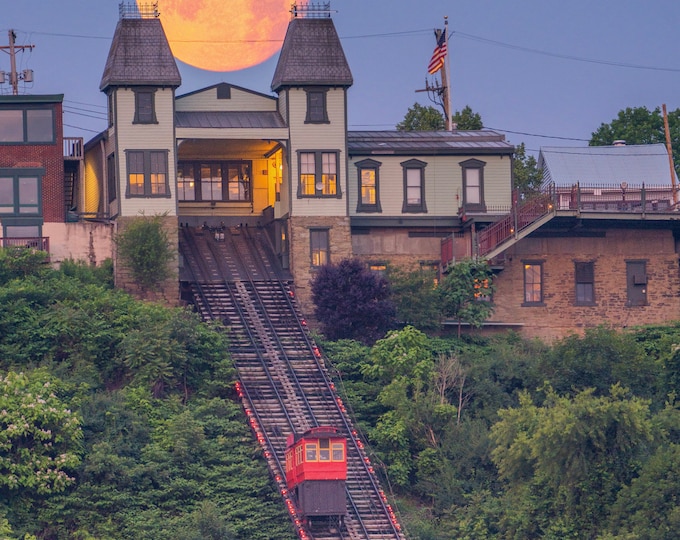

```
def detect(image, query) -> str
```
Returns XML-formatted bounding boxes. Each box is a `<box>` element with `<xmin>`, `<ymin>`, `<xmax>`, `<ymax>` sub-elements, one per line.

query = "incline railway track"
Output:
<box><xmin>179</xmin><ymin>223</ymin><xmax>406</xmax><ymax>540</ymax></box>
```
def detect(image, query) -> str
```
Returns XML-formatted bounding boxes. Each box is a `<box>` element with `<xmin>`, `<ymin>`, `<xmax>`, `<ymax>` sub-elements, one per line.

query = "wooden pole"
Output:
<box><xmin>443</xmin><ymin>17</ymin><xmax>453</xmax><ymax>131</ymax></box>
<box><xmin>662</xmin><ymin>104</ymin><xmax>678</xmax><ymax>205</ymax></box>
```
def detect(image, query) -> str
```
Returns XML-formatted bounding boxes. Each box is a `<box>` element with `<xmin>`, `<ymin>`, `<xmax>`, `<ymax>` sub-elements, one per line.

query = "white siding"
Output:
<box><xmin>176</xmin><ymin>86</ymin><xmax>277</xmax><ymax>112</ymax></box>
<box><xmin>115</xmin><ymin>88</ymin><xmax>177</xmax><ymax>217</ymax></box>
<box><xmin>348</xmin><ymin>154</ymin><xmax>512</xmax><ymax>217</ymax></box>
<box><xmin>287</xmin><ymin>88</ymin><xmax>348</xmax><ymax>217</ymax></box>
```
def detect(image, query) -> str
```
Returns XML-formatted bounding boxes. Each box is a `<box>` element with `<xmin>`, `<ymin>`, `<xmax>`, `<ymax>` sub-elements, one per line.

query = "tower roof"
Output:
<box><xmin>100</xmin><ymin>18</ymin><xmax>181</xmax><ymax>92</ymax></box>
<box><xmin>271</xmin><ymin>17</ymin><xmax>352</xmax><ymax>92</ymax></box>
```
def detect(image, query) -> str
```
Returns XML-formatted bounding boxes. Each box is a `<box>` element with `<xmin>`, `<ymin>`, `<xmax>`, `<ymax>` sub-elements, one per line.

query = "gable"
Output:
<box><xmin>176</xmin><ymin>83</ymin><xmax>278</xmax><ymax>113</ymax></box>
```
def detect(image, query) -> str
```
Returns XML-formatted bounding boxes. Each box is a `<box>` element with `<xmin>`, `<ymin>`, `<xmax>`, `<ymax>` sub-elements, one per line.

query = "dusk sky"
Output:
<box><xmin>2</xmin><ymin>0</ymin><xmax>680</xmax><ymax>156</ymax></box>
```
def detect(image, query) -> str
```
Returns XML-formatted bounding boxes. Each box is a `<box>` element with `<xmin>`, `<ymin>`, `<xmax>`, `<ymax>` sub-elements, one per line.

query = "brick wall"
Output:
<box><xmin>0</xmin><ymin>102</ymin><xmax>65</xmax><ymax>223</ymax></box>
<box><xmin>114</xmin><ymin>215</ymin><xmax>180</xmax><ymax>305</ymax></box>
<box><xmin>492</xmin><ymin>228</ymin><xmax>680</xmax><ymax>341</ymax></box>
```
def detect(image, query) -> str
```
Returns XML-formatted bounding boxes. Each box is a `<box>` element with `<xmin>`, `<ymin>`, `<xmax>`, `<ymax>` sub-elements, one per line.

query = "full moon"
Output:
<box><xmin>143</xmin><ymin>0</ymin><xmax>291</xmax><ymax>72</ymax></box>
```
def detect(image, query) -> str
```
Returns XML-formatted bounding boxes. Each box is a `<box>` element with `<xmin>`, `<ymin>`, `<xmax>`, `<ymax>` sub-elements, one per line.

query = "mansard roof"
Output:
<box><xmin>271</xmin><ymin>17</ymin><xmax>353</xmax><ymax>92</ymax></box>
<box><xmin>100</xmin><ymin>18</ymin><xmax>181</xmax><ymax>92</ymax></box>
<box><xmin>348</xmin><ymin>130</ymin><xmax>515</xmax><ymax>156</ymax></box>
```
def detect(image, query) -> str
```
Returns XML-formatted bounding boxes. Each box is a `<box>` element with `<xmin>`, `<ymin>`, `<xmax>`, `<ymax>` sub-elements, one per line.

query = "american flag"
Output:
<box><xmin>427</xmin><ymin>28</ymin><xmax>447</xmax><ymax>74</ymax></box>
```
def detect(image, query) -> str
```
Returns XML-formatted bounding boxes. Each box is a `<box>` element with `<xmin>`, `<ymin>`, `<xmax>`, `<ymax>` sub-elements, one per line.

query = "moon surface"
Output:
<box><xmin>144</xmin><ymin>0</ymin><xmax>291</xmax><ymax>72</ymax></box>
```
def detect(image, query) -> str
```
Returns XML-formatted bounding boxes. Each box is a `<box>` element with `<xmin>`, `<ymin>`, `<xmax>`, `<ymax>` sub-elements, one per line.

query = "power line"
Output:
<box><xmin>453</xmin><ymin>30</ymin><xmax>680</xmax><ymax>73</ymax></box>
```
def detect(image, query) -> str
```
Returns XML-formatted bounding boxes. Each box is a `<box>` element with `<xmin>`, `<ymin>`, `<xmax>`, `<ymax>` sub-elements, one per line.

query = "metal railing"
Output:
<box><xmin>1</xmin><ymin>237</ymin><xmax>50</xmax><ymax>252</ymax></box>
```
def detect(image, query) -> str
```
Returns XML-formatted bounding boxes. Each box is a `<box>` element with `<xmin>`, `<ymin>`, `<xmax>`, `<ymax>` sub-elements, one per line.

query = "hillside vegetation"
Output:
<box><xmin>2</xmin><ymin>247</ymin><xmax>680</xmax><ymax>539</ymax></box>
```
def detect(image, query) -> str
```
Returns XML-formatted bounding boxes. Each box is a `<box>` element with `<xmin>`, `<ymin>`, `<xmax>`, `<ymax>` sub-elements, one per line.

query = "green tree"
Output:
<box><xmin>590</xmin><ymin>105</ymin><xmax>680</xmax><ymax>175</ymax></box>
<box><xmin>387</xmin><ymin>265</ymin><xmax>442</xmax><ymax>330</ymax></box>
<box><xmin>397</xmin><ymin>103</ymin><xmax>445</xmax><ymax>131</ymax></box>
<box><xmin>452</xmin><ymin>105</ymin><xmax>483</xmax><ymax>130</ymax></box>
<box><xmin>115</xmin><ymin>214</ymin><xmax>175</xmax><ymax>292</ymax></box>
<box><xmin>439</xmin><ymin>258</ymin><xmax>494</xmax><ymax>337</ymax></box>
<box><xmin>490</xmin><ymin>385</ymin><xmax>655</xmax><ymax>537</ymax></box>
<box><xmin>0</xmin><ymin>369</ymin><xmax>82</xmax><ymax>495</ymax></box>
<box><xmin>513</xmin><ymin>143</ymin><xmax>543</xmax><ymax>198</ymax></box>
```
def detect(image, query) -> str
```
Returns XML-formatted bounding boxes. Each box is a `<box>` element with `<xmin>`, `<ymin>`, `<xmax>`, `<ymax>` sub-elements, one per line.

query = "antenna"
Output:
<box><xmin>0</xmin><ymin>30</ymin><xmax>35</xmax><ymax>95</ymax></box>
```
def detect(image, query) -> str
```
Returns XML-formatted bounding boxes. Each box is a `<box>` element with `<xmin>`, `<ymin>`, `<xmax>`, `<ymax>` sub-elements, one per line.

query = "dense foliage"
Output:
<box><xmin>115</xmin><ymin>214</ymin><xmax>175</xmax><ymax>291</ymax></box>
<box><xmin>311</xmin><ymin>258</ymin><xmax>395</xmax><ymax>344</ymax></box>
<box><xmin>322</xmin><ymin>323</ymin><xmax>680</xmax><ymax>539</ymax></box>
<box><xmin>0</xmin><ymin>251</ymin><xmax>294</xmax><ymax>540</ymax></box>
<box><xmin>5</xmin><ymin>247</ymin><xmax>680</xmax><ymax>539</ymax></box>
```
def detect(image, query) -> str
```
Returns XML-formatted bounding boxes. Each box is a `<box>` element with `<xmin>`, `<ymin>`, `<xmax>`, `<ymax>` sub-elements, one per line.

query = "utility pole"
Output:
<box><xmin>0</xmin><ymin>30</ymin><xmax>35</xmax><ymax>95</ymax></box>
<box><xmin>416</xmin><ymin>17</ymin><xmax>453</xmax><ymax>130</ymax></box>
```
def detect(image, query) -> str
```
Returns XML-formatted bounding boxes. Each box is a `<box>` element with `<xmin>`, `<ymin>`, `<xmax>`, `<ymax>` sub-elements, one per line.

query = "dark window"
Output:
<box><xmin>125</xmin><ymin>150</ymin><xmax>169</xmax><ymax>198</ymax></box>
<box><xmin>0</xmin><ymin>107</ymin><xmax>54</xmax><ymax>143</ymax></box>
<box><xmin>178</xmin><ymin>161</ymin><xmax>252</xmax><ymax>202</ymax></box>
<box><xmin>305</xmin><ymin>89</ymin><xmax>329</xmax><ymax>123</ymax></box>
<box><xmin>626</xmin><ymin>260</ymin><xmax>647</xmax><ymax>306</ymax></box>
<box><xmin>575</xmin><ymin>261</ymin><xmax>595</xmax><ymax>305</ymax></box>
<box><xmin>310</xmin><ymin>228</ymin><xmax>329</xmax><ymax>267</ymax></box>
<box><xmin>355</xmin><ymin>158</ymin><xmax>382</xmax><ymax>212</ymax></box>
<box><xmin>133</xmin><ymin>89</ymin><xmax>157</xmax><ymax>124</ymax></box>
<box><xmin>298</xmin><ymin>151</ymin><xmax>340</xmax><ymax>198</ymax></box>
<box><xmin>0</xmin><ymin>169</ymin><xmax>42</xmax><ymax>216</ymax></box>
<box><xmin>107</xmin><ymin>93</ymin><xmax>114</xmax><ymax>127</ymax></box>
<box><xmin>401</xmin><ymin>159</ymin><xmax>427</xmax><ymax>213</ymax></box>
<box><xmin>523</xmin><ymin>261</ymin><xmax>543</xmax><ymax>305</ymax></box>
<box><xmin>460</xmin><ymin>158</ymin><xmax>486</xmax><ymax>212</ymax></box>
<box><xmin>107</xmin><ymin>153</ymin><xmax>116</xmax><ymax>203</ymax></box>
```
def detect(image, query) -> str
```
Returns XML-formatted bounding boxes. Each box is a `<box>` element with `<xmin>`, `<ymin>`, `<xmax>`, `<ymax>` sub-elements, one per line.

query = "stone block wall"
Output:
<box><xmin>491</xmin><ymin>228</ymin><xmax>680</xmax><ymax>341</ymax></box>
<box><xmin>289</xmin><ymin>215</ymin><xmax>352</xmax><ymax>316</ymax></box>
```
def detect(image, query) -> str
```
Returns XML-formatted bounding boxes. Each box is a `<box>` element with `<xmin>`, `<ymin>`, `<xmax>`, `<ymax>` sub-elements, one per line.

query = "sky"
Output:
<box><xmin>2</xmin><ymin>0</ymin><xmax>680</xmax><ymax>157</ymax></box>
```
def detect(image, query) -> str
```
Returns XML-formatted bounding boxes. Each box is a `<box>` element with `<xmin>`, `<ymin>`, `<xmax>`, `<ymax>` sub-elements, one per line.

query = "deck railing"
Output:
<box><xmin>63</xmin><ymin>137</ymin><xmax>83</xmax><ymax>159</ymax></box>
<box><xmin>459</xmin><ymin>183</ymin><xmax>677</xmax><ymax>262</ymax></box>
<box><xmin>1</xmin><ymin>237</ymin><xmax>50</xmax><ymax>253</ymax></box>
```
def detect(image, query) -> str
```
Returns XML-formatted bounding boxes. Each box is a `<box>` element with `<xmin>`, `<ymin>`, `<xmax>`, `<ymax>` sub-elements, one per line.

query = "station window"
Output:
<box><xmin>319</xmin><ymin>439</ymin><xmax>331</xmax><ymax>461</ymax></box>
<box><xmin>305</xmin><ymin>443</ymin><xmax>318</xmax><ymax>462</ymax></box>
<box><xmin>355</xmin><ymin>158</ymin><xmax>382</xmax><ymax>213</ymax></box>
<box><xmin>126</xmin><ymin>150</ymin><xmax>169</xmax><ymax>198</ymax></box>
<box><xmin>575</xmin><ymin>261</ymin><xmax>595</xmax><ymax>305</ymax></box>
<box><xmin>310</xmin><ymin>229</ymin><xmax>329</xmax><ymax>267</ymax></box>
<box><xmin>295</xmin><ymin>444</ymin><xmax>303</xmax><ymax>466</ymax></box>
<box><xmin>298</xmin><ymin>151</ymin><xmax>340</xmax><ymax>198</ymax></box>
<box><xmin>401</xmin><ymin>159</ymin><xmax>427</xmax><ymax>213</ymax></box>
<box><xmin>133</xmin><ymin>88</ymin><xmax>157</xmax><ymax>124</ymax></box>
<box><xmin>523</xmin><ymin>261</ymin><xmax>544</xmax><ymax>306</ymax></box>
<box><xmin>305</xmin><ymin>88</ymin><xmax>329</xmax><ymax>124</ymax></box>
<box><xmin>285</xmin><ymin>452</ymin><xmax>293</xmax><ymax>473</ymax></box>
<box><xmin>460</xmin><ymin>158</ymin><xmax>486</xmax><ymax>212</ymax></box>
<box><xmin>332</xmin><ymin>443</ymin><xmax>344</xmax><ymax>462</ymax></box>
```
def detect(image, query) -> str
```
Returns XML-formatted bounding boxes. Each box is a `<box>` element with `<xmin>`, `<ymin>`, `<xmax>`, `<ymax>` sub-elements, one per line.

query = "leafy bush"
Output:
<box><xmin>115</xmin><ymin>214</ymin><xmax>175</xmax><ymax>291</ymax></box>
<box><xmin>311</xmin><ymin>258</ymin><xmax>395</xmax><ymax>344</ymax></box>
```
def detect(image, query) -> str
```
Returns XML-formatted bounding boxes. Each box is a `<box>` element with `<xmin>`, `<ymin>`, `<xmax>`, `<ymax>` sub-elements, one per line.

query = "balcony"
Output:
<box><xmin>63</xmin><ymin>137</ymin><xmax>83</xmax><ymax>160</ymax></box>
<box><xmin>1</xmin><ymin>237</ymin><xmax>50</xmax><ymax>257</ymax></box>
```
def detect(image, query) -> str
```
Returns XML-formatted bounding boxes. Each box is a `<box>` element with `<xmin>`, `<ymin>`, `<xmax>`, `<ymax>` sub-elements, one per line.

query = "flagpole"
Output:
<box><xmin>442</xmin><ymin>16</ymin><xmax>452</xmax><ymax>131</ymax></box>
